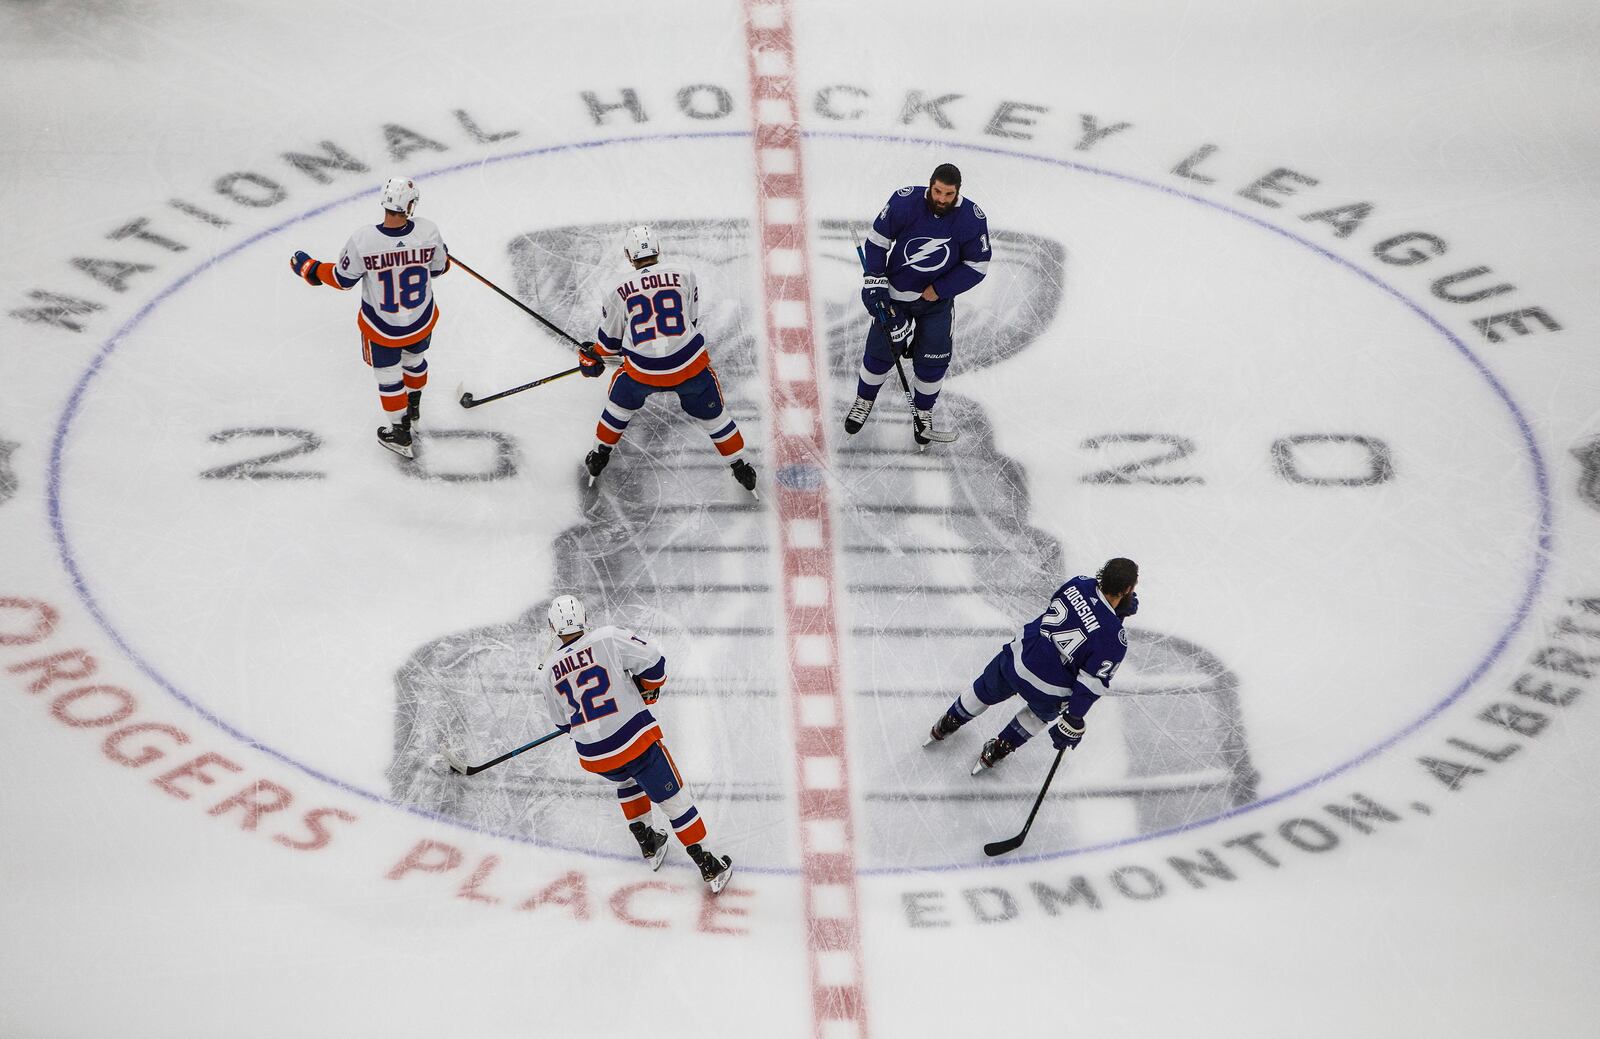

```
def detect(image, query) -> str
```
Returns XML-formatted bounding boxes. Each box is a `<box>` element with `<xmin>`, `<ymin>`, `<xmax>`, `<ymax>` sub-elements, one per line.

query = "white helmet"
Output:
<box><xmin>380</xmin><ymin>176</ymin><xmax>419</xmax><ymax>216</ymax></box>
<box><xmin>623</xmin><ymin>224</ymin><xmax>659</xmax><ymax>263</ymax></box>
<box><xmin>548</xmin><ymin>594</ymin><xmax>586</xmax><ymax>636</ymax></box>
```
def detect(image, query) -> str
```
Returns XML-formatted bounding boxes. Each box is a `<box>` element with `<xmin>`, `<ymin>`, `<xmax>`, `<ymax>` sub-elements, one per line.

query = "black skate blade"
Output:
<box><xmin>708</xmin><ymin>858</ymin><xmax>734</xmax><ymax>895</ymax></box>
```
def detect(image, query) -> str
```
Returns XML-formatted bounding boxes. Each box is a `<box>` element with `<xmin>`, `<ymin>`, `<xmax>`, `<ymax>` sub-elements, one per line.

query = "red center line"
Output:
<box><xmin>741</xmin><ymin>2</ymin><xmax>869</xmax><ymax>1037</ymax></box>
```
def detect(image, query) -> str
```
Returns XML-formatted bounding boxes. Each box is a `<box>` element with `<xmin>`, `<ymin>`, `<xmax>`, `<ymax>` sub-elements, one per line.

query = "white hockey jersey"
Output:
<box><xmin>538</xmin><ymin>625</ymin><xmax>668</xmax><ymax>774</ymax></box>
<box><xmin>592</xmin><ymin>258</ymin><xmax>708</xmax><ymax>387</ymax></box>
<box><xmin>329</xmin><ymin>216</ymin><xmax>450</xmax><ymax>347</ymax></box>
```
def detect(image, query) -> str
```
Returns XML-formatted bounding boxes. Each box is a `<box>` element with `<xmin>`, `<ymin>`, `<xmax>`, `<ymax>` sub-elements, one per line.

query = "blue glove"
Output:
<box><xmin>861</xmin><ymin>272</ymin><xmax>888</xmax><ymax>316</ymax></box>
<box><xmin>888</xmin><ymin>313</ymin><xmax>916</xmax><ymax>357</ymax></box>
<box><xmin>1049</xmin><ymin>713</ymin><xmax>1085</xmax><ymax>751</ymax></box>
<box><xmin>1116</xmin><ymin>592</ymin><xmax>1139</xmax><ymax>619</ymax></box>
<box><xmin>577</xmin><ymin>342</ymin><xmax>606</xmax><ymax>378</ymax></box>
<box><xmin>290</xmin><ymin>250</ymin><xmax>321</xmax><ymax>285</ymax></box>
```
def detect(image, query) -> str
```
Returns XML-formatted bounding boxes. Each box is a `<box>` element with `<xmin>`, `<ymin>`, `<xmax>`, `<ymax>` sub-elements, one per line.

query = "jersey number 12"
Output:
<box><xmin>555</xmin><ymin>666</ymin><xmax>617</xmax><ymax>727</ymax></box>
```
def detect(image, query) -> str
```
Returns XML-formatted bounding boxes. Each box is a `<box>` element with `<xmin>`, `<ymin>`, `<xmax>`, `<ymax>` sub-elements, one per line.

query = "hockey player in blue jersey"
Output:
<box><xmin>925</xmin><ymin>558</ymin><xmax>1140</xmax><ymax>774</ymax></box>
<box><xmin>845</xmin><ymin>163</ymin><xmax>991</xmax><ymax>445</ymax></box>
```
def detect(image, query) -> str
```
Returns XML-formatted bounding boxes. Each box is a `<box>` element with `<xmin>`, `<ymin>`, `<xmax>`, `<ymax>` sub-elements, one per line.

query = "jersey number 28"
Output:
<box><xmin>626</xmin><ymin>288</ymin><xmax>685</xmax><ymax>344</ymax></box>
<box><xmin>555</xmin><ymin>666</ymin><xmax>617</xmax><ymax>727</ymax></box>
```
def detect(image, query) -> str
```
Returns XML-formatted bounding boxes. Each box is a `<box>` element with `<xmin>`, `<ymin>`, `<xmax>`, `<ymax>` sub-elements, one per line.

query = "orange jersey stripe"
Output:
<box><xmin>622</xmin><ymin>351</ymin><xmax>710</xmax><ymax>387</ymax></box>
<box><xmin>358</xmin><ymin>305</ymin><xmax>439</xmax><ymax>348</ymax></box>
<box><xmin>314</xmin><ymin>261</ymin><xmax>347</xmax><ymax>288</ymax></box>
<box><xmin>577</xmin><ymin>726</ymin><xmax>662</xmax><ymax>774</ymax></box>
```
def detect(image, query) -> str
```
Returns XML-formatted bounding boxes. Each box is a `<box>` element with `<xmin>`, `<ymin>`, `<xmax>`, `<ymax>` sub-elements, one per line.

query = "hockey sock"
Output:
<box><xmin>855</xmin><ymin>355</ymin><xmax>892</xmax><ymax>401</ymax></box>
<box><xmin>699</xmin><ymin>413</ymin><xmax>746</xmax><ymax>458</ymax></box>
<box><xmin>911</xmin><ymin>366</ymin><xmax>945</xmax><ymax>412</ymax></box>
<box><xmin>998</xmin><ymin>718</ymin><xmax>1034</xmax><ymax>747</ymax></box>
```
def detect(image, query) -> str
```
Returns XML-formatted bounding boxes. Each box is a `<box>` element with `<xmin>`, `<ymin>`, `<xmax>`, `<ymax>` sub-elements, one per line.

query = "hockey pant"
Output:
<box><xmin>602</xmin><ymin>742</ymin><xmax>709</xmax><ymax>847</ymax></box>
<box><xmin>855</xmin><ymin>296</ymin><xmax>952</xmax><ymax>411</ymax></box>
<box><xmin>596</xmin><ymin>367</ymin><xmax>745</xmax><ymax>460</ymax></box>
<box><xmin>365</xmin><ymin>335</ymin><xmax>430</xmax><ymax>421</ymax></box>
<box><xmin>946</xmin><ymin>644</ymin><xmax>1064</xmax><ymax>749</ymax></box>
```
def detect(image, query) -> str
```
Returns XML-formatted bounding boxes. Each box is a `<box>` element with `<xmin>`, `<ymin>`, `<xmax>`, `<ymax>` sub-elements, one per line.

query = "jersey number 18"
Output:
<box><xmin>375</xmin><ymin>266</ymin><xmax>428</xmax><ymax>313</ymax></box>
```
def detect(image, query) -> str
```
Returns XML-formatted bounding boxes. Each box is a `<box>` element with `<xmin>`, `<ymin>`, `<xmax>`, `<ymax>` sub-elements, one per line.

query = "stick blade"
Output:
<box><xmin>442</xmin><ymin>748</ymin><xmax>471</xmax><ymax>775</ymax></box>
<box><xmin>983</xmin><ymin>835</ymin><xmax>1026</xmax><ymax>857</ymax></box>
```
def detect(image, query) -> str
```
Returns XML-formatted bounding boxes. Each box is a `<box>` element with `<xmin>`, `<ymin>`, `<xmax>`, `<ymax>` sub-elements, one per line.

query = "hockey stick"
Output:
<box><xmin>459</xmin><ymin>365</ymin><xmax>583</xmax><ymax>408</ymax></box>
<box><xmin>443</xmin><ymin>729</ymin><xmax>566</xmax><ymax>776</ymax></box>
<box><xmin>849</xmin><ymin>230</ymin><xmax>958</xmax><ymax>445</ymax></box>
<box><xmin>983</xmin><ymin>745</ymin><xmax>1067</xmax><ymax>857</ymax></box>
<box><xmin>449</xmin><ymin>255</ymin><xmax>585</xmax><ymax>348</ymax></box>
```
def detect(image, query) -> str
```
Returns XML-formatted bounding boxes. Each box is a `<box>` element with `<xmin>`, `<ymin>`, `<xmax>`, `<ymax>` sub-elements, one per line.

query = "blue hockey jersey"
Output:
<box><xmin>1005</xmin><ymin>576</ymin><xmax>1129</xmax><ymax>717</ymax></box>
<box><xmin>863</xmin><ymin>186</ymin><xmax>991</xmax><ymax>303</ymax></box>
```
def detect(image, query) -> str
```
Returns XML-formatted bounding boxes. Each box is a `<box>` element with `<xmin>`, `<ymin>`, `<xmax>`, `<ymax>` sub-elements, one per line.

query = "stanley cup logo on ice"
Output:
<box><xmin>386</xmin><ymin>219</ymin><xmax>1259</xmax><ymax>868</ymax></box>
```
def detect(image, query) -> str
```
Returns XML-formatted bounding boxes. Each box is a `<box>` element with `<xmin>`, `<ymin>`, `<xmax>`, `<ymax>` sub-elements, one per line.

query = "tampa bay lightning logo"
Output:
<box><xmin>902</xmin><ymin>236</ymin><xmax>951</xmax><ymax>272</ymax></box>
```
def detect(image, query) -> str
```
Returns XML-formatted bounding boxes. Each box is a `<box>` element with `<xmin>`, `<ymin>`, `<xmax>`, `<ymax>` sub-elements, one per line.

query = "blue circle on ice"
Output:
<box><xmin>47</xmin><ymin>129</ymin><xmax>1552</xmax><ymax>875</ymax></box>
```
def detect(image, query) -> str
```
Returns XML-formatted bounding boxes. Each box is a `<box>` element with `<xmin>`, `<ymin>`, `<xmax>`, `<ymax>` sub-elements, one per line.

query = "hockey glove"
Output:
<box><xmin>888</xmin><ymin>314</ymin><xmax>916</xmax><ymax>357</ymax></box>
<box><xmin>1116</xmin><ymin>592</ymin><xmax>1139</xmax><ymax>619</ymax></box>
<box><xmin>632</xmin><ymin>674</ymin><xmax>660</xmax><ymax>705</ymax></box>
<box><xmin>577</xmin><ymin>342</ymin><xmax>606</xmax><ymax>378</ymax></box>
<box><xmin>290</xmin><ymin>250</ymin><xmax>323</xmax><ymax>286</ymax></box>
<box><xmin>1049</xmin><ymin>713</ymin><xmax>1086</xmax><ymax>751</ymax></box>
<box><xmin>861</xmin><ymin>272</ymin><xmax>889</xmax><ymax>316</ymax></box>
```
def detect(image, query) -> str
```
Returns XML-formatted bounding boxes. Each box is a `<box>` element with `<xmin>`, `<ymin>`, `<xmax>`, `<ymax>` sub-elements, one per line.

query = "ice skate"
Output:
<box><xmin>843</xmin><ymin>395</ymin><xmax>874</xmax><ymax>435</ymax></box>
<box><xmin>924</xmin><ymin>711</ymin><xmax>962</xmax><ymax>747</ymax></box>
<box><xmin>377</xmin><ymin>418</ymin><xmax>414</xmax><ymax>460</ymax></box>
<box><xmin>630</xmin><ymin>821</ymin><xmax>670</xmax><ymax>872</ymax></box>
<box><xmin>687</xmin><ymin>843</ymin><xmax>734</xmax><ymax>895</ymax></box>
<box><xmin>584</xmin><ymin>445</ymin><xmax>611</xmax><ymax>486</ymax></box>
<box><xmin>405</xmin><ymin>389</ymin><xmax>422</xmax><ymax>426</ymax></box>
<box><xmin>971</xmin><ymin>736</ymin><xmax>1015</xmax><ymax>775</ymax></box>
<box><xmin>730</xmin><ymin>458</ymin><xmax>759</xmax><ymax>500</ymax></box>
<box><xmin>912</xmin><ymin>408</ymin><xmax>958</xmax><ymax>448</ymax></box>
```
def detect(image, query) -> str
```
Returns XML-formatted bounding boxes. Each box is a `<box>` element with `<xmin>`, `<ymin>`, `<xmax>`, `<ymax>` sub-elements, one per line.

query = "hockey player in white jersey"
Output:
<box><xmin>539</xmin><ymin>595</ymin><xmax>734</xmax><ymax>894</ymax></box>
<box><xmin>289</xmin><ymin>176</ymin><xmax>450</xmax><ymax>459</ymax></box>
<box><xmin>577</xmin><ymin>225</ymin><xmax>758</xmax><ymax>497</ymax></box>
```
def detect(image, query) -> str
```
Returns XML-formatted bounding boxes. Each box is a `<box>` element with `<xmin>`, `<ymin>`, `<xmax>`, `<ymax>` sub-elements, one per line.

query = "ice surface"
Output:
<box><xmin>3</xmin><ymin>2</ymin><xmax>1599</xmax><ymax>1037</ymax></box>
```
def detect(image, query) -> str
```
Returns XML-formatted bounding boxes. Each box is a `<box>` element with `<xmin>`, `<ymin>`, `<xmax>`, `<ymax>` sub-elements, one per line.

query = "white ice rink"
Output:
<box><xmin>3</xmin><ymin>1</ymin><xmax>1600</xmax><ymax>1036</ymax></box>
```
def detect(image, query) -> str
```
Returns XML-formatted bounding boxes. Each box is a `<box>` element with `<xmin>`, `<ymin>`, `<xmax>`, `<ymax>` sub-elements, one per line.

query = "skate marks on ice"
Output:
<box><xmin>387</xmin><ymin>220</ymin><xmax>783</xmax><ymax>864</ymax></box>
<box><xmin>817</xmin><ymin>221</ymin><xmax>1259</xmax><ymax>867</ymax></box>
<box><xmin>0</xmin><ymin>437</ymin><xmax>17</xmax><ymax>506</ymax></box>
<box><xmin>385</xmin><ymin>219</ymin><xmax>1258</xmax><ymax>870</ymax></box>
<box><xmin>830</xmin><ymin>398</ymin><xmax>1258</xmax><ymax>869</ymax></box>
<box><xmin>1574</xmin><ymin>434</ymin><xmax>1600</xmax><ymax>513</ymax></box>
